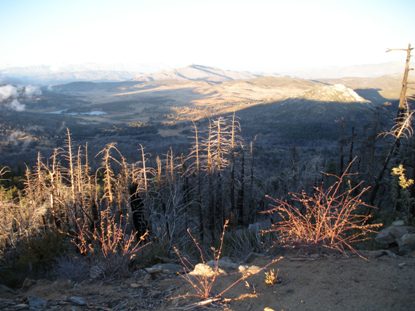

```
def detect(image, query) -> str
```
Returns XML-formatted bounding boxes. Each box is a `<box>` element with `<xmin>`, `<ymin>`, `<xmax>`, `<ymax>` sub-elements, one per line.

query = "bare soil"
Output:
<box><xmin>1</xmin><ymin>251</ymin><xmax>414</xmax><ymax>311</ymax></box>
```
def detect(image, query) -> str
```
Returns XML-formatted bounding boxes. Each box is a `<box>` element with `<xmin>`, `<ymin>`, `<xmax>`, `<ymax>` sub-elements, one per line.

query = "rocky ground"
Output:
<box><xmin>1</xmin><ymin>222</ymin><xmax>415</xmax><ymax>311</ymax></box>
<box><xmin>1</xmin><ymin>249</ymin><xmax>414</xmax><ymax>311</ymax></box>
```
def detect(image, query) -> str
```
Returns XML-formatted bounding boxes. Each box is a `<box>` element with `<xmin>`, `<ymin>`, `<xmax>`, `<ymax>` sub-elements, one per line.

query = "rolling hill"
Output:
<box><xmin>0</xmin><ymin>64</ymin><xmax>405</xmax><ymax>168</ymax></box>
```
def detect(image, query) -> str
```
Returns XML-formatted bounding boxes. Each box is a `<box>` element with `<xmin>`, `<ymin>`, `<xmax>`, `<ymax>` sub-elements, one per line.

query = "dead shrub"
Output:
<box><xmin>74</xmin><ymin>208</ymin><xmax>148</xmax><ymax>258</ymax></box>
<box><xmin>263</xmin><ymin>163</ymin><xmax>382</xmax><ymax>258</ymax></box>
<box><xmin>72</xmin><ymin>208</ymin><xmax>149</xmax><ymax>277</ymax></box>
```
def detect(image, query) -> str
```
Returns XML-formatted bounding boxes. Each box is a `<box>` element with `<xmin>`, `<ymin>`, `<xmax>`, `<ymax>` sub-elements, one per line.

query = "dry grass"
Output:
<box><xmin>73</xmin><ymin>208</ymin><xmax>149</xmax><ymax>258</ymax></box>
<box><xmin>264</xmin><ymin>268</ymin><xmax>278</xmax><ymax>286</ymax></box>
<box><xmin>0</xmin><ymin>116</ymin><xmax>250</xmax><ymax>281</ymax></box>
<box><xmin>263</xmin><ymin>162</ymin><xmax>382</xmax><ymax>258</ymax></box>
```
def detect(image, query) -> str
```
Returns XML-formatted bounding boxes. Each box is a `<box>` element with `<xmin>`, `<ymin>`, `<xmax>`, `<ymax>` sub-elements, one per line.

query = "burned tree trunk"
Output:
<box><xmin>237</xmin><ymin>148</ymin><xmax>245</xmax><ymax>226</ymax></box>
<box><xmin>129</xmin><ymin>183</ymin><xmax>149</xmax><ymax>237</ymax></box>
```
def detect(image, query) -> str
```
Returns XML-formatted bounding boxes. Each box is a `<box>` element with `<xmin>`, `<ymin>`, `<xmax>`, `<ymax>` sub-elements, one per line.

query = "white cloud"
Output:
<box><xmin>7</xmin><ymin>99</ymin><xmax>26</xmax><ymax>111</ymax></box>
<box><xmin>0</xmin><ymin>84</ymin><xmax>41</xmax><ymax>111</ymax></box>
<box><xmin>24</xmin><ymin>85</ymin><xmax>42</xmax><ymax>98</ymax></box>
<box><xmin>0</xmin><ymin>85</ymin><xmax>18</xmax><ymax>102</ymax></box>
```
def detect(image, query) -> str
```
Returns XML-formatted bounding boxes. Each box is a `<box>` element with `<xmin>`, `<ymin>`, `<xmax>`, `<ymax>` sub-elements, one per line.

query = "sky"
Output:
<box><xmin>0</xmin><ymin>0</ymin><xmax>414</xmax><ymax>73</ymax></box>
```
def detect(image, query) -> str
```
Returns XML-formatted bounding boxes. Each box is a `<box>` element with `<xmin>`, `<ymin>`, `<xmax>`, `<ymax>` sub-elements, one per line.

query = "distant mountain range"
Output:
<box><xmin>134</xmin><ymin>64</ymin><xmax>259</xmax><ymax>83</ymax></box>
<box><xmin>0</xmin><ymin>64</ymin><xmax>258</xmax><ymax>85</ymax></box>
<box><xmin>0</xmin><ymin>65</ymin><xmax>138</xmax><ymax>85</ymax></box>
<box><xmin>0</xmin><ymin>61</ymin><xmax>409</xmax><ymax>85</ymax></box>
<box><xmin>282</xmin><ymin>61</ymin><xmax>408</xmax><ymax>79</ymax></box>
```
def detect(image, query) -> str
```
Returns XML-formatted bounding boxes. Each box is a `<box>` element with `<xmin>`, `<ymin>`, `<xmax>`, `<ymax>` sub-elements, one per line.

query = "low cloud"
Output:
<box><xmin>7</xmin><ymin>99</ymin><xmax>25</xmax><ymax>111</ymax></box>
<box><xmin>0</xmin><ymin>85</ymin><xmax>18</xmax><ymax>102</ymax></box>
<box><xmin>6</xmin><ymin>130</ymin><xmax>35</xmax><ymax>151</ymax></box>
<box><xmin>0</xmin><ymin>84</ymin><xmax>41</xmax><ymax>111</ymax></box>
<box><xmin>24</xmin><ymin>85</ymin><xmax>42</xmax><ymax>98</ymax></box>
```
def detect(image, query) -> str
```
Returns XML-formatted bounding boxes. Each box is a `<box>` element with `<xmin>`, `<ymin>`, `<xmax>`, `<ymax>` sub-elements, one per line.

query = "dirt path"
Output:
<box><xmin>1</xmin><ymin>252</ymin><xmax>414</xmax><ymax>310</ymax></box>
<box><xmin>228</xmin><ymin>253</ymin><xmax>415</xmax><ymax>311</ymax></box>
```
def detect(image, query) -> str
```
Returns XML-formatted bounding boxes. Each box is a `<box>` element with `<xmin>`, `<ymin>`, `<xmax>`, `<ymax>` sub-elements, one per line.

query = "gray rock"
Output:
<box><xmin>28</xmin><ymin>296</ymin><xmax>47</xmax><ymax>310</ymax></box>
<box><xmin>370</xmin><ymin>249</ymin><xmax>398</xmax><ymax>258</ymax></box>
<box><xmin>397</xmin><ymin>233</ymin><xmax>415</xmax><ymax>254</ymax></box>
<box><xmin>392</xmin><ymin>220</ymin><xmax>405</xmax><ymax>226</ymax></box>
<box><xmin>375</xmin><ymin>225</ymin><xmax>415</xmax><ymax>246</ymax></box>
<box><xmin>398</xmin><ymin>262</ymin><xmax>406</xmax><ymax>268</ymax></box>
<box><xmin>145</xmin><ymin>263</ymin><xmax>182</xmax><ymax>275</ymax></box>
<box><xmin>133</xmin><ymin>269</ymin><xmax>148</xmax><ymax>278</ymax></box>
<box><xmin>68</xmin><ymin>296</ymin><xmax>86</xmax><ymax>306</ymax></box>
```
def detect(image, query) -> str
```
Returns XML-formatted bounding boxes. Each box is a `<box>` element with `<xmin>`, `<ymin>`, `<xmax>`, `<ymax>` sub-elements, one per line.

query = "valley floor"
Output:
<box><xmin>1</xmin><ymin>251</ymin><xmax>414</xmax><ymax>311</ymax></box>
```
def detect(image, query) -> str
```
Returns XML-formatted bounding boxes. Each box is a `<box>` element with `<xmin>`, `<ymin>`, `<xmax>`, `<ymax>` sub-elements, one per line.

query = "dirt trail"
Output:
<box><xmin>1</xmin><ymin>252</ymin><xmax>414</xmax><ymax>311</ymax></box>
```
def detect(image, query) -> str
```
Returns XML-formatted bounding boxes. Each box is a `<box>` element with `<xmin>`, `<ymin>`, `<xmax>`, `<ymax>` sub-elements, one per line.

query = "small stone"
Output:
<box><xmin>68</xmin><ymin>296</ymin><xmax>86</xmax><ymax>306</ymax></box>
<box><xmin>130</xmin><ymin>283</ymin><xmax>140</xmax><ymax>288</ymax></box>
<box><xmin>238</xmin><ymin>265</ymin><xmax>261</xmax><ymax>276</ymax></box>
<box><xmin>264</xmin><ymin>308</ymin><xmax>275</xmax><ymax>311</ymax></box>
<box><xmin>398</xmin><ymin>233</ymin><xmax>415</xmax><ymax>254</ymax></box>
<box><xmin>28</xmin><ymin>296</ymin><xmax>47</xmax><ymax>310</ymax></box>
<box><xmin>189</xmin><ymin>263</ymin><xmax>227</xmax><ymax>277</ymax></box>
<box><xmin>145</xmin><ymin>263</ymin><xmax>182</xmax><ymax>275</ymax></box>
<box><xmin>133</xmin><ymin>269</ymin><xmax>147</xmax><ymax>279</ymax></box>
<box><xmin>371</xmin><ymin>250</ymin><xmax>395</xmax><ymax>258</ymax></box>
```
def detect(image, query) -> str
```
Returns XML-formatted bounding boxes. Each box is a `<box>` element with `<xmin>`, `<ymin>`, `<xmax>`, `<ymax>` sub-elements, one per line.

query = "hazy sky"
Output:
<box><xmin>0</xmin><ymin>0</ymin><xmax>413</xmax><ymax>72</ymax></box>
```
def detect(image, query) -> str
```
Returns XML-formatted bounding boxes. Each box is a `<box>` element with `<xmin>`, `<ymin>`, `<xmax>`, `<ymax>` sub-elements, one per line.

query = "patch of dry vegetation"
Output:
<box><xmin>0</xmin><ymin>114</ymin><xmax>263</xmax><ymax>285</ymax></box>
<box><xmin>263</xmin><ymin>162</ymin><xmax>382</xmax><ymax>258</ymax></box>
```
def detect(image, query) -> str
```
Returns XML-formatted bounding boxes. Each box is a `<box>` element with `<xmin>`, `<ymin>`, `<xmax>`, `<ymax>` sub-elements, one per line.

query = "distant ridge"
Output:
<box><xmin>284</xmin><ymin>61</ymin><xmax>408</xmax><ymax>79</ymax></box>
<box><xmin>0</xmin><ymin>65</ymin><xmax>138</xmax><ymax>85</ymax></box>
<box><xmin>0</xmin><ymin>62</ymin><xmax>410</xmax><ymax>86</ymax></box>
<box><xmin>134</xmin><ymin>64</ymin><xmax>259</xmax><ymax>83</ymax></box>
